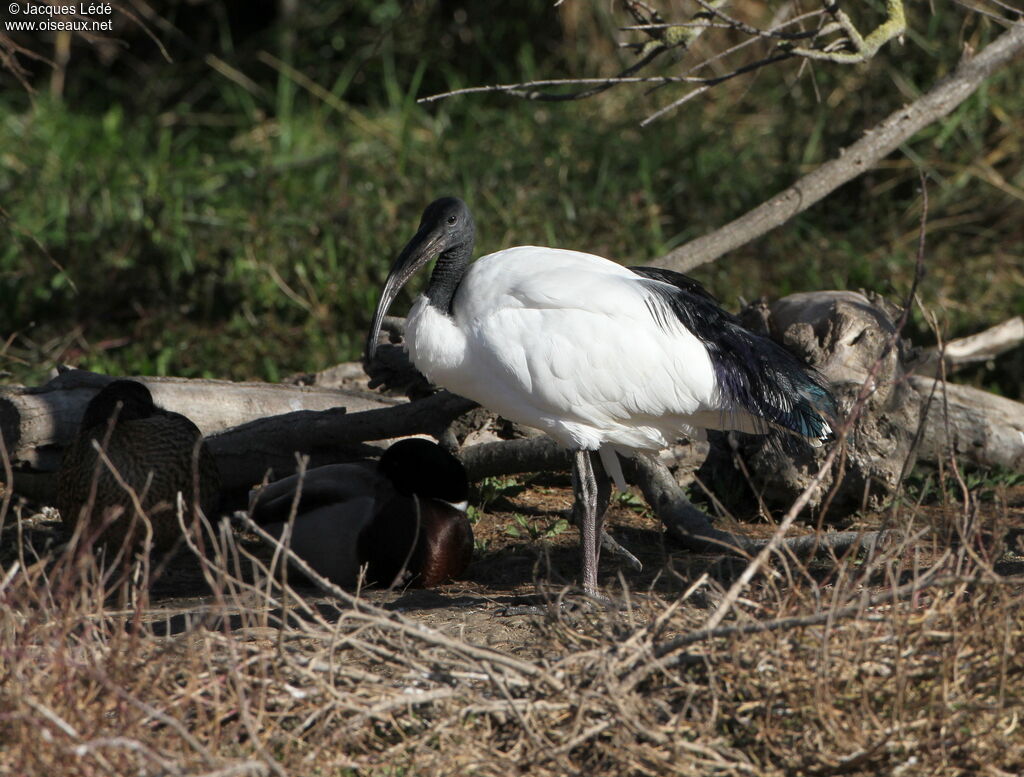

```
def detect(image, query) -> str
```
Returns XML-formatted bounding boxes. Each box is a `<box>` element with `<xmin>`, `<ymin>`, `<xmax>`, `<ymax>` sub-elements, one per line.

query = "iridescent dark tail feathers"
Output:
<box><xmin>628</xmin><ymin>266</ymin><xmax>838</xmax><ymax>447</ymax></box>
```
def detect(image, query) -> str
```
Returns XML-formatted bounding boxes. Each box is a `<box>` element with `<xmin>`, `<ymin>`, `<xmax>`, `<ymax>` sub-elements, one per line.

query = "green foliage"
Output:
<box><xmin>505</xmin><ymin>513</ymin><xmax>570</xmax><ymax>541</ymax></box>
<box><xmin>904</xmin><ymin>467</ymin><xmax>1024</xmax><ymax>505</ymax></box>
<box><xmin>615</xmin><ymin>489</ymin><xmax>651</xmax><ymax>517</ymax></box>
<box><xmin>472</xmin><ymin>476</ymin><xmax>524</xmax><ymax>514</ymax></box>
<box><xmin>0</xmin><ymin>2</ymin><xmax>1020</xmax><ymax>396</ymax></box>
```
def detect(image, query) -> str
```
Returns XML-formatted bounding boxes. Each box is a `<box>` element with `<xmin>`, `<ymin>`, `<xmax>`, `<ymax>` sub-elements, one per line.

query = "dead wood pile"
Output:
<box><xmin>1</xmin><ymin>292</ymin><xmax>1021</xmax><ymax>540</ymax></box>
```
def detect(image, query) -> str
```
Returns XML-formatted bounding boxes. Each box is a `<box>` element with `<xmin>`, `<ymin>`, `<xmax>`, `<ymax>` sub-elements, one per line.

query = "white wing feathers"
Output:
<box><xmin>408</xmin><ymin>247</ymin><xmax>731</xmax><ymax>458</ymax></box>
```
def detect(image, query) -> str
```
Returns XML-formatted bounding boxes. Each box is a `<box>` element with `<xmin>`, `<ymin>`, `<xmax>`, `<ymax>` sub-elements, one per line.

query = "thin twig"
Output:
<box><xmin>234</xmin><ymin>512</ymin><xmax>568</xmax><ymax>692</ymax></box>
<box><xmin>696</xmin><ymin>170</ymin><xmax>929</xmax><ymax>636</ymax></box>
<box><xmin>655</xmin><ymin>22</ymin><xmax>1024</xmax><ymax>271</ymax></box>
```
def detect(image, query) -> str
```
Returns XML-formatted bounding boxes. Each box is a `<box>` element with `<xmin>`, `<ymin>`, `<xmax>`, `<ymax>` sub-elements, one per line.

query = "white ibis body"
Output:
<box><xmin>250</xmin><ymin>438</ymin><xmax>473</xmax><ymax>588</ymax></box>
<box><xmin>366</xmin><ymin>198</ymin><xmax>835</xmax><ymax>596</ymax></box>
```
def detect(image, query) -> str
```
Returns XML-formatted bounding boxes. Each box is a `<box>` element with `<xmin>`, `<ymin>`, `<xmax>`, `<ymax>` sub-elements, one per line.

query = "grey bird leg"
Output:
<box><xmin>573</xmin><ymin>449</ymin><xmax>601</xmax><ymax>596</ymax></box>
<box><xmin>587</xmin><ymin>451</ymin><xmax>644</xmax><ymax>572</ymax></box>
<box><xmin>590</xmin><ymin>450</ymin><xmax>628</xmax><ymax>570</ymax></box>
<box><xmin>564</xmin><ymin>451</ymin><xmax>642</xmax><ymax>574</ymax></box>
<box><xmin>600</xmin><ymin>529</ymin><xmax>642</xmax><ymax>573</ymax></box>
<box><xmin>498</xmin><ymin>452</ymin><xmax>625</xmax><ymax>616</ymax></box>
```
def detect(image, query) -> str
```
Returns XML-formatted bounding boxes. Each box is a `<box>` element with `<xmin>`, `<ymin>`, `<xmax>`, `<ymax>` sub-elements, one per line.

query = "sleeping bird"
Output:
<box><xmin>250</xmin><ymin>438</ymin><xmax>473</xmax><ymax>588</ymax></box>
<box><xmin>58</xmin><ymin>379</ymin><xmax>220</xmax><ymax>556</ymax></box>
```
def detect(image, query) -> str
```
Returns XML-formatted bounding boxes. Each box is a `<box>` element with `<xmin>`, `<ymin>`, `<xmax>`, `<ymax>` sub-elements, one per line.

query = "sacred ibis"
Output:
<box><xmin>58</xmin><ymin>379</ymin><xmax>221</xmax><ymax>556</ymax></box>
<box><xmin>366</xmin><ymin>197</ymin><xmax>836</xmax><ymax>596</ymax></box>
<box><xmin>250</xmin><ymin>438</ymin><xmax>473</xmax><ymax>588</ymax></box>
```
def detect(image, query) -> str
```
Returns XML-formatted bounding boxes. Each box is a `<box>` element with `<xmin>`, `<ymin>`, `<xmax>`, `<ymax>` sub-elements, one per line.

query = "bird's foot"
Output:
<box><xmin>600</xmin><ymin>529</ymin><xmax>642</xmax><ymax>573</ymax></box>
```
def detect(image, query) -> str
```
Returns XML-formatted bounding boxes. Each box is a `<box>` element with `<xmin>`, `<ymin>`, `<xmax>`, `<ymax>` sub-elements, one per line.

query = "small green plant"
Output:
<box><xmin>505</xmin><ymin>514</ymin><xmax>570</xmax><ymax>541</ymax></box>
<box><xmin>473</xmin><ymin>476</ymin><xmax>525</xmax><ymax>513</ymax></box>
<box><xmin>904</xmin><ymin>467</ymin><xmax>1024</xmax><ymax>505</ymax></box>
<box><xmin>614</xmin><ymin>489</ymin><xmax>651</xmax><ymax>517</ymax></box>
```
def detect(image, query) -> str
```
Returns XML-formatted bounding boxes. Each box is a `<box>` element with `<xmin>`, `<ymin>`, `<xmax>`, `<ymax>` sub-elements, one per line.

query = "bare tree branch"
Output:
<box><xmin>651</xmin><ymin>21</ymin><xmax>1024</xmax><ymax>272</ymax></box>
<box><xmin>909</xmin><ymin>316</ymin><xmax>1024</xmax><ymax>376</ymax></box>
<box><xmin>420</xmin><ymin>1</ymin><xmax>914</xmax><ymax>121</ymax></box>
<box><xmin>459</xmin><ymin>435</ymin><xmax>887</xmax><ymax>559</ymax></box>
<box><xmin>784</xmin><ymin>0</ymin><xmax>907</xmax><ymax>63</ymax></box>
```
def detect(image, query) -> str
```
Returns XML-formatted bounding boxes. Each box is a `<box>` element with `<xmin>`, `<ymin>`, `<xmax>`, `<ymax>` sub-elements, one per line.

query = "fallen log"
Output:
<box><xmin>912</xmin><ymin>376</ymin><xmax>1024</xmax><ymax>472</ymax></box>
<box><xmin>207</xmin><ymin>391</ymin><xmax>477</xmax><ymax>506</ymax></box>
<box><xmin>718</xmin><ymin>290</ymin><xmax>922</xmax><ymax>514</ymax></box>
<box><xmin>2</xmin><ymin>384</ymin><xmax>478</xmax><ymax>510</ymax></box>
<box><xmin>0</xmin><ymin>367</ymin><xmax>404</xmax><ymax>471</ymax></box>
<box><xmin>460</xmin><ymin>436</ymin><xmax>882</xmax><ymax>558</ymax></box>
<box><xmin>4</xmin><ymin>295</ymin><xmax>1021</xmax><ymax>524</ymax></box>
<box><xmin>707</xmin><ymin>291</ymin><xmax>1023</xmax><ymax>516</ymax></box>
<box><xmin>909</xmin><ymin>316</ymin><xmax>1024</xmax><ymax>377</ymax></box>
<box><xmin>631</xmin><ymin>450</ymin><xmax>887</xmax><ymax>559</ymax></box>
<box><xmin>459</xmin><ymin>434</ymin><xmax>708</xmax><ymax>483</ymax></box>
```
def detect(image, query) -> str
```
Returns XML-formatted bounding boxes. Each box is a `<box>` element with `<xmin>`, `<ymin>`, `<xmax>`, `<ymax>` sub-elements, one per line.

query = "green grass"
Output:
<box><xmin>504</xmin><ymin>513</ymin><xmax>570</xmax><ymax>541</ymax></box>
<box><xmin>0</xmin><ymin>3</ymin><xmax>1020</xmax><ymax>395</ymax></box>
<box><xmin>904</xmin><ymin>466</ymin><xmax>1024</xmax><ymax>506</ymax></box>
<box><xmin>471</xmin><ymin>476</ymin><xmax>525</xmax><ymax>515</ymax></box>
<box><xmin>614</xmin><ymin>490</ymin><xmax>651</xmax><ymax>518</ymax></box>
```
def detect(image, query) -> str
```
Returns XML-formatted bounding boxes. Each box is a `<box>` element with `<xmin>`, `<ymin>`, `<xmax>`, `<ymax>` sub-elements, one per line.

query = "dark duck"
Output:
<box><xmin>58</xmin><ymin>379</ymin><xmax>221</xmax><ymax>556</ymax></box>
<box><xmin>249</xmin><ymin>438</ymin><xmax>473</xmax><ymax>588</ymax></box>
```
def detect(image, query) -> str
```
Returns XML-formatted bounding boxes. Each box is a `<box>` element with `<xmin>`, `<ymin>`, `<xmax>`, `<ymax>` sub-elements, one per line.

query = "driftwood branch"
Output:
<box><xmin>5</xmin><ymin>291</ymin><xmax>1021</xmax><ymax>529</ymax></box>
<box><xmin>460</xmin><ymin>436</ymin><xmax>570</xmax><ymax>481</ymax></box>
<box><xmin>652</xmin><ymin>22</ymin><xmax>1024</xmax><ymax>272</ymax></box>
<box><xmin>3</xmin><ymin>385</ymin><xmax>477</xmax><ymax>510</ymax></box>
<box><xmin>460</xmin><ymin>436</ymin><xmax>885</xmax><ymax>558</ymax></box>
<box><xmin>207</xmin><ymin>390</ymin><xmax>477</xmax><ymax>505</ymax></box>
<box><xmin>630</xmin><ymin>451</ymin><xmax>885</xmax><ymax>557</ymax></box>
<box><xmin>0</xmin><ymin>368</ymin><xmax>402</xmax><ymax>471</ymax></box>
<box><xmin>910</xmin><ymin>316</ymin><xmax>1024</xmax><ymax>377</ymax></box>
<box><xmin>912</xmin><ymin>376</ymin><xmax>1024</xmax><ymax>471</ymax></box>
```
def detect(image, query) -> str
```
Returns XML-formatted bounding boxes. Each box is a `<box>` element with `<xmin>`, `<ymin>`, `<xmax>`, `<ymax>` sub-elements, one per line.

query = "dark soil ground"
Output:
<box><xmin>5</xmin><ymin>476</ymin><xmax>1024</xmax><ymax>777</ymax></box>
<box><xmin>6</xmin><ymin>477</ymin><xmax>1024</xmax><ymax>655</ymax></box>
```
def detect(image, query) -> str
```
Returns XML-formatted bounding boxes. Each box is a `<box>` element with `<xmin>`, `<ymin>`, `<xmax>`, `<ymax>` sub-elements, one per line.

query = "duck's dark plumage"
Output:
<box><xmin>57</xmin><ymin>379</ymin><xmax>221</xmax><ymax>555</ymax></box>
<box><xmin>250</xmin><ymin>438</ymin><xmax>473</xmax><ymax>588</ymax></box>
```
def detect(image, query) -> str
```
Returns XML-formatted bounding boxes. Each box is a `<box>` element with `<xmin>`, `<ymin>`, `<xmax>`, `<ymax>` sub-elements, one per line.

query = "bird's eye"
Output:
<box><xmin>447</xmin><ymin>215</ymin><xmax>457</xmax><ymax>225</ymax></box>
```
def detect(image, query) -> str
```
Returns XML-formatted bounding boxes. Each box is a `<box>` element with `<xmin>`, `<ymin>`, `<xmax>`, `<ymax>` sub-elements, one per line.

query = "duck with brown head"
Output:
<box><xmin>250</xmin><ymin>438</ymin><xmax>473</xmax><ymax>588</ymax></box>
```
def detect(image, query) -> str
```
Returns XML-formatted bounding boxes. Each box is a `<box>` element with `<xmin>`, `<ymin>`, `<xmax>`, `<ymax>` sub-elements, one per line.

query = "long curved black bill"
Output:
<box><xmin>365</xmin><ymin>225</ymin><xmax>444</xmax><ymax>363</ymax></box>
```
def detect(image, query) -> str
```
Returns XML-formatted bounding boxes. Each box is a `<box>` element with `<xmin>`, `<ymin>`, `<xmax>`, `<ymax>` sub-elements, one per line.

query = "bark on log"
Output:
<box><xmin>912</xmin><ymin>376</ymin><xmax>1024</xmax><ymax>472</ymax></box>
<box><xmin>459</xmin><ymin>437</ymin><xmax>883</xmax><ymax>559</ymax></box>
<box><xmin>706</xmin><ymin>291</ymin><xmax>922</xmax><ymax>515</ymax></box>
<box><xmin>4</xmin><ymin>386</ymin><xmax>477</xmax><ymax>510</ymax></box>
<box><xmin>459</xmin><ymin>435</ymin><xmax>708</xmax><ymax>483</ymax></box>
<box><xmin>910</xmin><ymin>316</ymin><xmax>1024</xmax><ymax>377</ymax></box>
<box><xmin>703</xmin><ymin>292</ymin><xmax>1024</xmax><ymax>518</ymax></box>
<box><xmin>632</xmin><ymin>452</ymin><xmax>887</xmax><ymax>559</ymax></box>
<box><xmin>207</xmin><ymin>391</ymin><xmax>476</xmax><ymax>506</ymax></box>
<box><xmin>4</xmin><ymin>298</ymin><xmax>1021</xmax><ymax>523</ymax></box>
<box><xmin>0</xmin><ymin>368</ymin><xmax>403</xmax><ymax>471</ymax></box>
